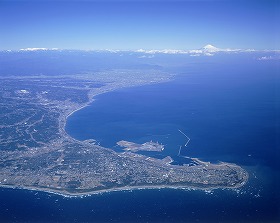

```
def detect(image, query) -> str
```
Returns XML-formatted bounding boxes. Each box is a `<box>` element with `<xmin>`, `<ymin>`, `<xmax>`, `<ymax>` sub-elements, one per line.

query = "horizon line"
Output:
<box><xmin>3</xmin><ymin>45</ymin><xmax>280</xmax><ymax>54</ymax></box>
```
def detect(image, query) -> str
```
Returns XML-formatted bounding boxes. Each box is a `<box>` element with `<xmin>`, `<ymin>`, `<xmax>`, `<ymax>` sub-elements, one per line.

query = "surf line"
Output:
<box><xmin>178</xmin><ymin>129</ymin><xmax>191</xmax><ymax>156</ymax></box>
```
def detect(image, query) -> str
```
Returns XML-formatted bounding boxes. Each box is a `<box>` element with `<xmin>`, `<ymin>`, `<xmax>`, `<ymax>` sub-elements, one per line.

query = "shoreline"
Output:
<box><xmin>0</xmin><ymin>75</ymin><xmax>249</xmax><ymax>197</ymax></box>
<box><xmin>61</xmin><ymin>78</ymin><xmax>175</xmax><ymax>141</ymax></box>
<box><xmin>0</xmin><ymin>178</ymin><xmax>248</xmax><ymax>198</ymax></box>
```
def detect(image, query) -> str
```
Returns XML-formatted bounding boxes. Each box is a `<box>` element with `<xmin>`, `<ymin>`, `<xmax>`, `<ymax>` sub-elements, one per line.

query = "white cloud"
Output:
<box><xmin>204</xmin><ymin>52</ymin><xmax>214</xmax><ymax>56</ymax></box>
<box><xmin>138</xmin><ymin>55</ymin><xmax>155</xmax><ymax>59</ymax></box>
<box><xmin>258</xmin><ymin>56</ymin><xmax>272</xmax><ymax>60</ymax></box>
<box><xmin>257</xmin><ymin>55</ymin><xmax>280</xmax><ymax>61</ymax></box>
<box><xmin>136</xmin><ymin>49</ymin><xmax>146</xmax><ymax>53</ymax></box>
<box><xmin>134</xmin><ymin>44</ymin><xmax>248</xmax><ymax>56</ymax></box>
<box><xmin>134</xmin><ymin>44</ymin><xmax>280</xmax><ymax>57</ymax></box>
<box><xmin>19</xmin><ymin>48</ymin><xmax>59</xmax><ymax>51</ymax></box>
<box><xmin>5</xmin><ymin>45</ymin><xmax>279</xmax><ymax>56</ymax></box>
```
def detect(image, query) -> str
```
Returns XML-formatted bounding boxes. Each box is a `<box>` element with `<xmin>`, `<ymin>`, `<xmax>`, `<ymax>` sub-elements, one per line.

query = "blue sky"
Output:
<box><xmin>0</xmin><ymin>0</ymin><xmax>279</xmax><ymax>50</ymax></box>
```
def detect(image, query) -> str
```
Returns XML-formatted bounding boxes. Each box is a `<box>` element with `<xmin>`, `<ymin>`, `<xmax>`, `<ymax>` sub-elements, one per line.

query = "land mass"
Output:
<box><xmin>117</xmin><ymin>140</ymin><xmax>165</xmax><ymax>152</ymax></box>
<box><xmin>0</xmin><ymin>70</ymin><xmax>248</xmax><ymax>197</ymax></box>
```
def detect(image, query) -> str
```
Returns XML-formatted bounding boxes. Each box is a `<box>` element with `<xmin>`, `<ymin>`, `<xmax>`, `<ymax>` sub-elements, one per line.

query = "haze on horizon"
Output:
<box><xmin>0</xmin><ymin>0</ymin><xmax>279</xmax><ymax>51</ymax></box>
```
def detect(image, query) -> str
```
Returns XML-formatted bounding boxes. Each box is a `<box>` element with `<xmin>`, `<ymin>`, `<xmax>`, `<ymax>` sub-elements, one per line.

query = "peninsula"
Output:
<box><xmin>0</xmin><ymin>70</ymin><xmax>248</xmax><ymax>197</ymax></box>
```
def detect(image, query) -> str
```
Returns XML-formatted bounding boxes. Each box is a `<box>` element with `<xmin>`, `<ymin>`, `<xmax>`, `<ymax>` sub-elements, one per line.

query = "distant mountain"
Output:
<box><xmin>201</xmin><ymin>44</ymin><xmax>220</xmax><ymax>52</ymax></box>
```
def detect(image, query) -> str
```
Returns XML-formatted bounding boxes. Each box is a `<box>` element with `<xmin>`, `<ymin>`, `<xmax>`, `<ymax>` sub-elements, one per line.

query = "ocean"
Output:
<box><xmin>1</xmin><ymin>58</ymin><xmax>279</xmax><ymax>222</ymax></box>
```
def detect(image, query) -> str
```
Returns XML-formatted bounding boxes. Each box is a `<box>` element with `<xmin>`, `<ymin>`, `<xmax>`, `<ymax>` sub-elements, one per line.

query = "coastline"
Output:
<box><xmin>0</xmin><ymin>74</ymin><xmax>249</xmax><ymax>197</ymax></box>
<box><xmin>0</xmin><ymin>176</ymin><xmax>248</xmax><ymax>198</ymax></box>
<box><xmin>61</xmin><ymin>76</ymin><xmax>175</xmax><ymax>142</ymax></box>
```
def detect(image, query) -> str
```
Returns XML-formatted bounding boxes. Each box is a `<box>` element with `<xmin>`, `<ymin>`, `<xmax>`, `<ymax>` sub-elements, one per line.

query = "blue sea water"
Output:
<box><xmin>1</xmin><ymin>58</ymin><xmax>279</xmax><ymax>222</ymax></box>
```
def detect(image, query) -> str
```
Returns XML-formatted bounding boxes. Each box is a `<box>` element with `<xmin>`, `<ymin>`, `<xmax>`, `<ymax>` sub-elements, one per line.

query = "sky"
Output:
<box><xmin>0</xmin><ymin>0</ymin><xmax>279</xmax><ymax>50</ymax></box>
